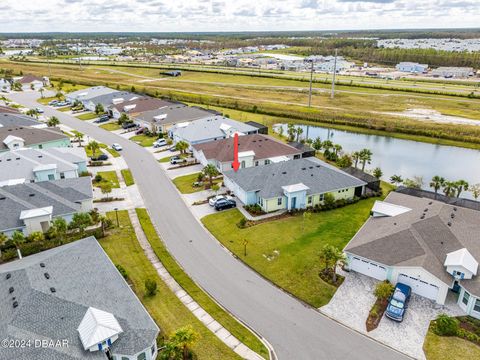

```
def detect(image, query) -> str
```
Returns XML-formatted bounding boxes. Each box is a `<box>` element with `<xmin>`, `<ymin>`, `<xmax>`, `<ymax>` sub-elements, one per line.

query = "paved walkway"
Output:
<box><xmin>127</xmin><ymin>208</ymin><xmax>264</xmax><ymax>360</ymax></box>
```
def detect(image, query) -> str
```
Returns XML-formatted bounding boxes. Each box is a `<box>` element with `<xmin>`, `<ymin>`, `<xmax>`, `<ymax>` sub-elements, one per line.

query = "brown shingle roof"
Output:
<box><xmin>0</xmin><ymin>126</ymin><xmax>68</xmax><ymax>150</ymax></box>
<box><xmin>193</xmin><ymin>134</ymin><xmax>302</xmax><ymax>162</ymax></box>
<box><xmin>17</xmin><ymin>75</ymin><xmax>43</xmax><ymax>84</ymax></box>
<box><xmin>0</xmin><ymin>105</ymin><xmax>21</xmax><ymax>114</ymax></box>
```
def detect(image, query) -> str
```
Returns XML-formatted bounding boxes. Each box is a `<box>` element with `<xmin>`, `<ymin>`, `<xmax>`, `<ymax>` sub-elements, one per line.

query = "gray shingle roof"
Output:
<box><xmin>0</xmin><ymin>113</ymin><xmax>43</xmax><ymax>128</ymax></box>
<box><xmin>171</xmin><ymin>115</ymin><xmax>259</xmax><ymax>143</ymax></box>
<box><xmin>224</xmin><ymin>158</ymin><xmax>366</xmax><ymax>199</ymax></box>
<box><xmin>0</xmin><ymin>237</ymin><xmax>159</xmax><ymax>360</ymax></box>
<box><xmin>345</xmin><ymin>192</ymin><xmax>480</xmax><ymax>296</ymax></box>
<box><xmin>0</xmin><ymin>177</ymin><xmax>92</xmax><ymax>232</ymax></box>
<box><xmin>66</xmin><ymin>86</ymin><xmax>119</xmax><ymax>102</ymax></box>
<box><xmin>0</xmin><ymin>147</ymin><xmax>86</xmax><ymax>183</ymax></box>
<box><xmin>87</xmin><ymin>91</ymin><xmax>138</xmax><ymax>108</ymax></box>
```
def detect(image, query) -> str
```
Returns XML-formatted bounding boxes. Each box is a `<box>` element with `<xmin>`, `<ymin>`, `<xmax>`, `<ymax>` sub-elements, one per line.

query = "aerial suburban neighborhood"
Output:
<box><xmin>0</xmin><ymin>2</ymin><xmax>480</xmax><ymax>360</ymax></box>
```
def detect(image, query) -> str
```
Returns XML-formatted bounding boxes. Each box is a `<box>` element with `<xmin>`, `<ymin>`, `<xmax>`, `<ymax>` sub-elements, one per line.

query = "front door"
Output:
<box><xmin>291</xmin><ymin>197</ymin><xmax>297</xmax><ymax>209</ymax></box>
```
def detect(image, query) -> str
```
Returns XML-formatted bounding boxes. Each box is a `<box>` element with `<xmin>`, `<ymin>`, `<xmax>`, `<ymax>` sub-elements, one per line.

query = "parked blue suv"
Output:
<box><xmin>385</xmin><ymin>283</ymin><xmax>411</xmax><ymax>322</ymax></box>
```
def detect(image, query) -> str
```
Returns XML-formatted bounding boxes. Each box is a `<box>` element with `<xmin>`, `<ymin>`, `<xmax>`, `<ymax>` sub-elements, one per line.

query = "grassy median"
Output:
<box><xmin>100</xmin><ymin>210</ymin><xmax>241</xmax><ymax>360</ymax></box>
<box><xmin>135</xmin><ymin>208</ymin><xmax>269</xmax><ymax>359</ymax></box>
<box><xmin>121</xmin><ymin>169</ymin><xmax>135</xmax><ymax>186</ymax></box>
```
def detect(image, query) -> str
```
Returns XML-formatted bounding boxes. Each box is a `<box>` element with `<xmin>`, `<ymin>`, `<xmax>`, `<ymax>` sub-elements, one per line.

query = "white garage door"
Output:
<box><xmin>398</xmin><ymin>273</ymin><xmax>439</xmax><ymax>301</ymax></box>
<box><xmin>349</xmin><ymin>256</ymin><xmax>387</xmax><ymax>281</ymax></box>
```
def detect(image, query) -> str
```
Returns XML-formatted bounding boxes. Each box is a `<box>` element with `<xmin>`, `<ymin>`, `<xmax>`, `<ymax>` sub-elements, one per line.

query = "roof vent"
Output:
<box><xmin>13</xmin><ymin>301</ymin><xmax>18</xmax><ymax>308</ymax></box>
<box><xmin>420</xmin><ymin>214</ymin><xmax>425</xmax><ymax>219</ymax></box>
<box><xmin>393</xmin><ymin>222</ymin><xmax>397</xmax><ymax>225</ymax></box>
<box><xmin>9</xmin><ymin>287</ymin><xmax>14</xmax><ymax>294</ymax></box>
<box><xmin>40</xmin><ymin>263</ymin><xmax>45</xmax><ymax>268</ymax></box>
<box><xmin>281</xmin><ymin>171</ymin><xmax>287</xmax><ymax>175</ymax></box>
<box><xmin>301</xmin><ymin>168</ymin><xmax>306</xmax><ymax>170</ymax></box>
<box><xmin>29</xmin><ymin>193</ymin><xmax>35</xmax><ymax>197</ymax></box>
<box><xmin>453</xmin><ymin>207</ymin><xmax>457</xmax><ymax>211</ymax></box>
<box><xmin>0</xmin><ymin>197</ymin><xmax>6</xmax><ymax>200</ymax></box>
<box><xmin>6</xmin><ymin>273</ymin><xmax>11</xmax><ymax>280</ymax></box>
<box><xmin>451</xmin><ymin>213</ymin><xmax>455</xmax><ymax>219</ymax></box>
<box><xmin>424</xmin><ymin>208</ymin><xmax>428</xmax><ymax>212</ymax></box>
<box><xmin>429</xmin><ymin>201</ymin><xmax>433</xmax><ymax>205</ymax></box>
<box><xmin>50</xmin><ymin>287</ymin><xmax>56</xmax><ymax>293</ymax></box>
<box><xmin>44</xmin><ymin>273</ymin><xmax>50</xmax><ymax>279</ymax></box>
<box><xmin>447</xmin><ymin>222</ymin><xmax>452</xmax><ymax>227</ymax></box>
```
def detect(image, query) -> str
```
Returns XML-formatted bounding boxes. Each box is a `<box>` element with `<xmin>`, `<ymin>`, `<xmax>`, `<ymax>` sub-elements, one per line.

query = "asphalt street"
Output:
<box><xmin>10</xmin><ymin>91</ymin><xmax>409</xmax><ymax>360</ymax></box>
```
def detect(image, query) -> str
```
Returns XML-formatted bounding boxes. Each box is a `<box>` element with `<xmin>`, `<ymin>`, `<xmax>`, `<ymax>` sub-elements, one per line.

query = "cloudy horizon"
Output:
<box><xmin>0</xmin><ymin>0</ymin><xmax>478</xmax><ymax>33</ymax></box>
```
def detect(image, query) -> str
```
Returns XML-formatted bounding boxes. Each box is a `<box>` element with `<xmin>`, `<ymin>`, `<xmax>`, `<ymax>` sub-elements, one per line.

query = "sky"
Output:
<box><xmin>0</xmin><ymin>0</ymin><xmax>478</xmax><ymax>33</ymax></box>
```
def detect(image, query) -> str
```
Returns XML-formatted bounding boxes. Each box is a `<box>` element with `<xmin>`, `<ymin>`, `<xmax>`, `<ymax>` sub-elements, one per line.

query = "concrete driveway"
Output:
<box><xmin>321</xmin><ymin>272</ymin><xmax>465</xmax><ymax>359</ymax></box>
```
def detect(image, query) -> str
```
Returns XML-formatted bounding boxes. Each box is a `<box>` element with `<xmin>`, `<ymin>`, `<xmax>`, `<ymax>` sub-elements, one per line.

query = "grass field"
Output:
<box><xmin>100</xmin><ymin>211</ymin><xmax>241</xmax><ymax>360</ymax></box>
<box><xmin>130</xmin><ymin>134</ymin><xmax>157</xmax><ymax>147</ymax></box>
<box><xmin>172</xmin><ymin>172</ymin><xmax>222</xmax><ymax>194</ymax></box>
<box><xmin>135</xmin><ymin>208</ymin><xmax>269</xmax><ymax>359</ymax></box>
<box><xmin>76</xmin><ymin>112</ymin><xmax>98</xmax><ymax>120</ymax></box>
<box><xmin>37</xmin><ymin>96</ymin><xmax>60</xmax><ymax>105</ymax></box>
<box><xmin>201</xmin><ymin>183</ymin><xmax>393</xmax><ymax>307</ymax></box>
<box><xmin>424</xmin><ymin>329</ymin><xmax>480</xmax><ymax>360</ymax></box>
<box><xmin>95</xmin><ymin>170</ymin><xmax>120</xmax><ymax>188</ymax></box>
<box><xmin>100</xmin><ymin>122</ymin><xmax>121</xmax><ymax>131</ymax></box>
<box><xmin>121</xmin><ymin>169</ymin><xmax>134</xmax><ymax>186</ymax></box>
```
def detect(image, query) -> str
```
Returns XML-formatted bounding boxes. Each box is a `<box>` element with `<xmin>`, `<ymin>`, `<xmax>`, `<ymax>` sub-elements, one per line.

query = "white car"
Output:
<box><xmin>112</xmin><ymin>143</ymin><xmax>123</xmax><ymax>151</ymax></box>
<box><xmin>153</xmin><ymin>139</ymin><xmax>167</xmax><ymax>148</ymax></box>
<box><xmin>209</xmin><ymin>195</ymin><xmax>232</xmax><ymax>207</ymax></box>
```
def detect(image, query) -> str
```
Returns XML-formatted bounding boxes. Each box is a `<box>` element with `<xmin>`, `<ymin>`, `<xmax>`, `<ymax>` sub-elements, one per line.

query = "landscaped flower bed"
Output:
<box><xmin>431</xmin><ymin>315</ymin><xmax>480</xmax><ymax>347</ymax></box>
<box><xmin>366</xmin><ymin>281</ymin><xmax>394</xmax><ymax>332</ymax></box>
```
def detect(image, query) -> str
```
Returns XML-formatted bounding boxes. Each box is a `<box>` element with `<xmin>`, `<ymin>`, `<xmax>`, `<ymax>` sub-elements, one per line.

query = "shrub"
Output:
<box><xmin>237</xmin><ymin>217</ymin><xmax>247</xmax><ymax>229</ymax></box>
<box><xmin>434</xmin><ymin>314</ymin><xmax>459</xmax><ymax>336</ymax></box>
<box><xmin>1</xmin><ymin>248</ymin><xmax>17</xmax><ymax>262</ymax></box>
<box><xmin>145</xmin><ymin>278</ymin><xmax>157</xmax><ymax>296</ymax></box>
<box><xmin>374</xmin><ymin>281</ymin><xmax>394</xmax><ymax>300</ymax></box>
<box><xmin>94</xmin><ymin>174</ymin><xmax>103</xmax><ymax>182</ymax></box>
<box><xmin>116</xmin><ymin>264</ymin><xmax>128</xmax><ymax>280</ymax></box>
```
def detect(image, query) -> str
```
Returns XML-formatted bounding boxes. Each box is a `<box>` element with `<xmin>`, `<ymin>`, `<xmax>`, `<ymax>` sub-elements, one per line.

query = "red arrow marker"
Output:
<box><xmin>232</xmin><ymin>133</ymin><xmax>240</xmax><ymax>172</ymax></box>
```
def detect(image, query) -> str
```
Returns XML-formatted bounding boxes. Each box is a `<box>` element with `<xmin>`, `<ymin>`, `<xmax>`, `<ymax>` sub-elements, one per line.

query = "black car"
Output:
<box><xmin>122</xmin><ymin>122</ymin><xmax>137</xmax><ymax>129</ymax></box>
<box><xmin>214</xmin><ymin>199</ymin><xmax>236</xmax><ymax>211</ymax></box>
<box><xmin>91</xmin><ymin>154</ymin><xmax>108</xmax><ymax>161</ymax></box>
<box><xmin>94</xmin><ymin>115</ymin><xmax>110</xmax><ymax>123</ymax></box>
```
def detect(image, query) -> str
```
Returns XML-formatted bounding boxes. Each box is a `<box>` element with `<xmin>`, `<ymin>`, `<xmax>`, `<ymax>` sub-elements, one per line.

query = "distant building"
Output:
<box><xmin>165</xmin><ymin>70</ymin><xmax>182</xmax><ymax>77</ymax></box>
<box><xmin>0</xmin><ymin>147</ymin><xmax>87</xmax><ymax>186</ymax></box>
<box><xmin>16</xmin><ymin>74</ymin><xmax>46</xmax><ymax>91</ymax></box>
<box><xmin>431</xmin><ymin>67</ymin><xmax>475</xmax><ymax>78</ymax></box>
<box><xmin>0</xmin><ymin>236</ymin><xmax>160</xmax><ymax>359</ymax></box>
<box><xmin>395</xmin><ymin>62</ymin><xmax>429</xmax><ymax>73</ymax></box>
<box><xmin>109</xmin><ymin>97</ymin><xmax>172</xmax><ymax>120</ymax></box>
<box><xmin>0</xmin><ymin>126</ymin><xmax>70</xmax><ymax>152</ymax></box>
<box><xmin>65</xmin><ymin>86</ymin><xmax>119</xmax><ymax>107</ymax></box>
<box><xmin>0</xmin><ymin>177</ymin><xmax>93</xmax><ymax>236</ymax></box>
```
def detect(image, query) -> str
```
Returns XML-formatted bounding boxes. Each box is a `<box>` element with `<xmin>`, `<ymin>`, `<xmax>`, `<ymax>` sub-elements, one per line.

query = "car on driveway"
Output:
<box><xmin>153</xmin><ymin>139</ymin><xmax>167</xmax><ymax>148</ymax></box>
<box><xmin>48</xmin><ymin>100</ymin><xmax>59</xmax><ymax>106</ymax></box>
<box><xmin>112</xmin><ymin>143</ymin><xmax>123</xmax><ymax>151</ymax></box>
<box><xmin>94</xmin><ymin>115</ymin><xmax>110</xmax><ymax>123</ymax></box>
<box><xmin>385</xmin><ymin>283</ymin><xmax>411</xmax><ymax>322</ymax></box>
<box><xmin>122</xmin><ymin>122</ymin><xmax>137</xmax><ymax>130</ymax></box>
<box><xmin>214</xmin><ymin>199</ymin><xmax>236</xmax><ymax>211</ymax></box>
<box><xmin>209</xmin><ymin>195</ymin><xmax>232</xmax><ymax>207</ymax></box>
<box><xmin>91</xmin><ymin>154</ymin><xmax>108</xmax><ymax>161</ymax></box>
<box><xmin>35</xmin><ymin>107</ymin><xmax>44</xmax><ymax>113</ymax></box>
<box><xmin>170</xmin><ymin>156</ymin><xmax>186</xmax><ymax>165</ymax></box>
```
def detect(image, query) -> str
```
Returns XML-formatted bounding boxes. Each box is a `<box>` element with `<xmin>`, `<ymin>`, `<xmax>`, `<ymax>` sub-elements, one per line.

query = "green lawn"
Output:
<box><xmin>159</xmin><ymin>155</ymin><xmax>174</xmax><ymax>163</ymax></box>
<box><xmin>95</xmin><ymin>171</ymin><xmax>120</xmax><ymax>188</ymax></box>
<box><xmin>135</xmin><ymin>208</ymin><xmax>269</xmax><ymax>359</ymax></box>
<box><xmin>130</xmin><ymin>134</ymin><xmax>157</xmax><ymax>147</ymax></box>
<box><xmin>37</xmin><ymin>96</ymin><xmax>61</xmax><ymax>105</ymax></box>
<box><xmin>76</xmin><ymin>112</ymin><xmax>98</xmax><ymax>120</ymax></box>
<box><xmin>121</xmin><ymin>169</ymin><xmax>134</xmax><ymax>186</ymax></box>
<box><xmin>57</xmin><ymin>106</ymin><xmax>71</xmax><ymax>112</ymax></box>
<box><xmin>202</xmin><ymin>187</ymin><xmax>391</xmax><ymax>307</ymax></box>
<box><xmin>424</xmin><ymin>329</ymin><xmax>480</xmax><ymax>360</ymax></box>
<box><xmin>100</xmin><ymin>122</ymin><xmax>121</xmax><ymax>131</ymax></box>
<box><xmin>98</xmin><ymin>143</ymin><xmax>121</xmax><ymax>158</ymax></box>
<box><xmin>100</xmin><ymin>211</ymin><xmax>240</xmax><ymax>360</ymax></box>
<box><xmin>172</xmin><ymin>172</ymin><xmax>222</xmax><ymax>194</ymax></box>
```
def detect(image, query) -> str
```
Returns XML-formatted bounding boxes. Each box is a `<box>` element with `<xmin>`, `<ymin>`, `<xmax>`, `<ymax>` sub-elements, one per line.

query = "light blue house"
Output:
<box><xmin>223</xmin><ymin>158</ymin><xmax>366</xmax><ymax>213</ymax></box>
<box><xmin>0</xmin><ymin>126</ymin><xmax>70</xmax><ymax>153</ymax></box>
<box><xmin>0</xmin><ymin>147</ymin><xmax>87</xmax><ymax>186</ymax></box>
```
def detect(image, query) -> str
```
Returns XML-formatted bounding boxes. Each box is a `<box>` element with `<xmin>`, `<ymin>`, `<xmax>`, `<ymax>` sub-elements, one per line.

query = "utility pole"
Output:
<box><xmin>308</xmin><ymin>59</ymin><xmax>314</xmax><ymax>107</ymax></box>
<box><xmin>331</xmin><ymin>48</ymin><xmax>337</xmax><ymax>99</ymax></box>
<box><xmin>47</xmin><ymin>48</ymin><xmax>51</xmax><ymax>78</ymax></box>
<box><xmin>77</xmin><ymin>44</ymin><xmax>82</xmax><ymax>71</ymax></box>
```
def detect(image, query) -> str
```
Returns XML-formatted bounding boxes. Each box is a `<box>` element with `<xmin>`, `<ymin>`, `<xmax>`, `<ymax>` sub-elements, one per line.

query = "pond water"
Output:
<box><xmin>275</xmin><ymin>123</ymin><xmax>480</xmax><ymax>199</ymax></box>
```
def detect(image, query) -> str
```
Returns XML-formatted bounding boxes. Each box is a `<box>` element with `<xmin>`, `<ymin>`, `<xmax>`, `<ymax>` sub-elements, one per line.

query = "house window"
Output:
<box><xmin>308</xmin><ymin>196</ymin><xmax>312</xmax><ymax>204</ymax></box>
<box><xmin>474</xmin><ymin>299</ymin><xmax>480</xmax><ymax>313</ymax></box>
<box><xmin>255</xmin><ymin>161</ymin><xmax>259</xmax><ymax>166</ymax></box>
<box><xmin>137</xmin><ymin>352</ymin><xmax>146</xmax><ymax>360</ymax></box>
<box><xmin>319</xmin><ymin>194</ymin><xmax>324</xmax><ymax>201</ymax></box>
<box><xmin>60</xmin><ymin>172</ymin><xmax>65</xmax><ymax>179</ymax></box>
<box><xmin>277</xmin><ymin>197</ymin><xmax>282</xmax><ymax>205</ymax></box>
<box><xmin>265</xmin><ymin>159</ymin><xmax>270</xmax><ymax>165</ymax></box>
<box><xmin>462</xmin><ymin>290</ymin><xmax>470</xmax><ymax>306</ymax></box>
<box><xmin>241</xmin><ymin>161</ymin><xmax>246</xmax><ymax>168</ymax></box>
<box><xmin>39</xmin><ymin>144</ymin><xmax>43</xmax><ymax>149</ymax></box>
<box><xmin>48</xmin><ymin>174</ymin><xmax>55</xmax><ymax>181</ymax></box>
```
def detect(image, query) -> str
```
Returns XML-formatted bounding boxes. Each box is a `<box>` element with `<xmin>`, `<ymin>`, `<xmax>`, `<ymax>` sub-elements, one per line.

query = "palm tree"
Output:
<box><xmin>175</xmin><ymin>140</ymin><xmax>189</xmax><ymax>155</ymax></box>
<box><xmin>359</xmin><ymin>148</ymin><xmax>373</xmax><ymax>171</ymax></box>
<box><xmin>287</xmin><ymin>124</ymin><xmax>296</xmax><ymax>142</ymax></box>
<box><xmin>333</xmin><ymin>144</ymin><xmax>342</xmax><ymax>156</ymax></box>
<box><xmin>470</xmin><ymin>184</ymin><xmax>480</xmax><ymax>200</ymax></box>
<box><xmin>312</xmin><ymin>137</ymin><xmax>322</xmax><ymax>152</ymax></box>
<box><xmin>11</xmin><ymin>231</ymin><xmax>25</xmax><ymax>259</ymax></box>
<box><xmin>73</xmin><ymin>131</ymin><xmax>84</xmax><ymax>147</ymax></box>
<box><xmin>351</xmin><ymin>151</ymin><xmax>361</xmax><ymax>168</ymax></box>
<box><xmin>169</xmin><ymin>326</ymin><xmax>199</xmax><ymax>360</ymax></box>
<box><xmin>39</xmin><ymin>88</ymin><xmax>45</xmax><ymax>98</ymax></box>
<box><xmin>455</xmin><ymin>180</ymin><xmax>469</xmax><ymax>198</ymax></box>
<box><xmin>86</xmin><ymin>140</ymin><xmax>100</xmax><ymax>158</ymax></box>
<box><xmin>390</xmin><ymin>174</ymin><xmax>403</xmax><ymax>186</ymax></box>
<box><xmin>202</xmin><ymin>164</ymin><xmax>219</xmax><ymax>188</ymax></box>
<box><xmin>443</xmin><ymin>181</ymin><xmax>457</xmax><ymax>197</ymax></box>
<box><xmin>372</xmin><ymin>167</ymin><xmax>383</xmax><ymax>179</ymax></box>
<box><xmin>47</xmin><ymin>116</ymin><xmax>60</xmax><ymax>127</ymax></box>
<box><xmin>51</xmin><ymin>218</ymin><xmax>68</xmax><ymax>244</ymax></box>
<box><xmin>429</xmin><ymin>176</ymin><xmax>445</xmax><ymax>197</ymax></box>
<box><xmin>0</xmin><ymin>232</ymin><xmax>7</xmax><ymax>258</ymax></box>
<box><xmin>295</xmin><ymin>127</ymin><xmax>304</xmax><ymax>142</ymax></box>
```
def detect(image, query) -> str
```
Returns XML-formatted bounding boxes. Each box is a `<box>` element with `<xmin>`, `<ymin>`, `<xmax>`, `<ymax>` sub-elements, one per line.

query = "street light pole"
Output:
<box><xmin>114</xmin><ymin>208</ymin><xmax>119</xmax><ymax>227</ymax></box>
<box><xmin>308</xmin><ymin>60</ymin><xmax>314</xmax><ymax>107</ymax></box>
<box><xmin>331</xmin><ymin>48</ymin><xmax>338</xmax><ymax>99</ymax></box>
